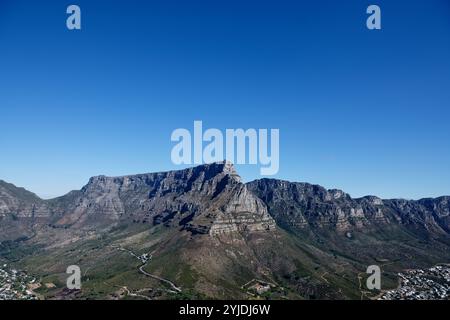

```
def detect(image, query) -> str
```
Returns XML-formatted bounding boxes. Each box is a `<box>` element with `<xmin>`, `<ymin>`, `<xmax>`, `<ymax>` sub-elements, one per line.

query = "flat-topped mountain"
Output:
<box><xmin>1</xmin><ymin>162</ymin><xmax>449</xmax><ymax>237</ymax></box>
<box><xmin>1</xmin><ymin>162</ymin><xmax>275</xmax><ymax>237</ymax></box>
<box><xmin>1</xmin><ymin>162</ymin><xmax>449</xmax><ymax>300</ymax></box>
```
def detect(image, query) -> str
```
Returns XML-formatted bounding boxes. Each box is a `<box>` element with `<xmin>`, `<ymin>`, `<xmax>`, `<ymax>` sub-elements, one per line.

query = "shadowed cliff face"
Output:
<box><xmin>246</xmin><ymin>179</ymin><xmax>450</xmax><ymax>235</ymax></box>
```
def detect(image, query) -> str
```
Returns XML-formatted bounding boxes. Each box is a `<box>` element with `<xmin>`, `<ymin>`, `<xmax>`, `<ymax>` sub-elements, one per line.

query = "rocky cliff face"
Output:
<box><xmin>0</xmin><ymin>162</ymin><xmax>275</xmax><ymax>236</ymax></box>
<box><xmin>1</xmin><ymin>165</ymin><xmax>449</xmax><ymax>238</ymax></box>
<box><xmin>246</xmin><ymin>179</ymin><xmax>450</xmax><ymax>234</ymax></box>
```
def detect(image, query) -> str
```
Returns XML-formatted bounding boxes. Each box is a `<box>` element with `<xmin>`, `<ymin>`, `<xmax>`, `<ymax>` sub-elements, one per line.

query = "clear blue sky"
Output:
<box><xmin>1</xmin><ymin>0</ymin><xmax>449</xmax><ymax>199</ymax></box>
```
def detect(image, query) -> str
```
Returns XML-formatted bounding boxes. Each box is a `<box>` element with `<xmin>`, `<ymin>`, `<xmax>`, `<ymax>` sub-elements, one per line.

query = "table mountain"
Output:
<box><xmin>1</xmin><ymin>161</ymin><xmax>276</xmax><ymax>237</ymax></box>
<box><xmin>1</xmin><ymin>162</ymin><xmax>449</xmax><ymax>299</ymax></box>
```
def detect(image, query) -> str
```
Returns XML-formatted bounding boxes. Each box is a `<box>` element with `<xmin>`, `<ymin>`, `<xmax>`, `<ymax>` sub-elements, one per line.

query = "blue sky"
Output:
<box><xmin>1</xmin><ymin>0</ymin><xmax>449</xmax><ymax>199</ymax></box>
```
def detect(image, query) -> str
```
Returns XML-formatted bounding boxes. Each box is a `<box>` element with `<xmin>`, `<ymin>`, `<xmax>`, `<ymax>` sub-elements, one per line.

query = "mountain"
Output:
<box><xmin>247</xmin><ymin>179</ymin><xmax>450</xmax><ymax>235</ymax></box>
<box><xmin>1</xmin><ymin>162</ymin><xmax>449</xmax><ymax>300</ymax></box>
<box><xmin>0</xmin><ymin>180</ymin><xmax>45</xmax><ymax>217</ymax></box>
<box><xmin>0</xmin><ymin>180</ymin><xmax>49</xmax><ymax>241</ymax></box>
<box><xmin>1</xmin><ymin>162</ymin><xmax>274</xmax><ymax>234</ymax></box>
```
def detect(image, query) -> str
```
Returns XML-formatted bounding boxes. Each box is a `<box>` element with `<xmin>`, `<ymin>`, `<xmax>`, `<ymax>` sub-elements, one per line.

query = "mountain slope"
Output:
<box><xmin>1</xmin><ymin>163</ymin><xmax>450</xmax><ymax>299</ymax></box>
<box><xmin>44</xmin><ymin>161</ymin><xmax>275</xmax><ymax>235</ymax></box>
<box><xmin>0</xmin><ymin>180</ymin><xmax>45</xmax><ymax>217</ymax></box>
<box><xmin>246</xmin><ymin>178</ymin><xmax>450</xmax><ymax>235</ymax></box>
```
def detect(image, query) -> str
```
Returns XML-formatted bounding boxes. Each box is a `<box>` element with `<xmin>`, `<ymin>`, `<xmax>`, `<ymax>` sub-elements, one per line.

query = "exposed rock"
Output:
<box><xmin>0</xmin><ymin>162</ymin><xmax>275</xmax><ymax>236</ymax></box>
<box><xmin>1</xmin><ymin>164</ymin><xmax>449</xmax><ymax>238</ymax></box>
<box><xmin>246</xmin><ymin>178</ymin><xmax>450</xmax><ymax>234</ymax></box>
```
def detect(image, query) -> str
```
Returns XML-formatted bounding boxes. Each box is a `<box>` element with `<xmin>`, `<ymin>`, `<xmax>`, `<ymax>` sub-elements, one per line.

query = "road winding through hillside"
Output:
<box><xmin>112</xmin><ymin>245</ymin><xmax>182</xmax><ymax>296</ymax></box>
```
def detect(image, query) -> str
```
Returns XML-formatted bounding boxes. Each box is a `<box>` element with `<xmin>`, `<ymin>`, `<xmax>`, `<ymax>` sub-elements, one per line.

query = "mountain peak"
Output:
<box><xmin>202</xmin><ymin>160</ymin><xmax>241</xmax><ymax>182</ymax></box>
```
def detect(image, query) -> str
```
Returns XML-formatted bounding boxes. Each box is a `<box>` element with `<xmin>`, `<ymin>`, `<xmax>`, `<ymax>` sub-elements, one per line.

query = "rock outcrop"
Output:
<box><xmin>246</xmin><ymin>179</ymin><xmax>450</xmax><ymax>234</ymax></box>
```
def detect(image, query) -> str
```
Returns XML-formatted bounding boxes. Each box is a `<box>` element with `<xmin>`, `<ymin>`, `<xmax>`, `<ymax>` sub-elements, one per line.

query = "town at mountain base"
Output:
<box><xmin>1</xmin><ymin>161</ymin><xmax>449</xmax><ymax>300</ymax></box>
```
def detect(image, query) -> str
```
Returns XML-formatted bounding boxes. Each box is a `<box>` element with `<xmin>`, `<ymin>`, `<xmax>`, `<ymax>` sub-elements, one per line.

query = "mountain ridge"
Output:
<box><xmin>2</xmin><ymin>164</ymin><xmax>449</xmax><ymax>204</ymax></box>
<box><xmin>1</xmin><ymin>162</ymin><xmax>449</xmax><ymax>235</ymax></box>
<box><xmin>1</xmin><ymin>162</ymin><xmax>449</xmax><ymax>243</ymax></box>
<box><xmin>1</xmin><ymin>162</ymin><xmax>450</xmax><ymax>300</ymax></box>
